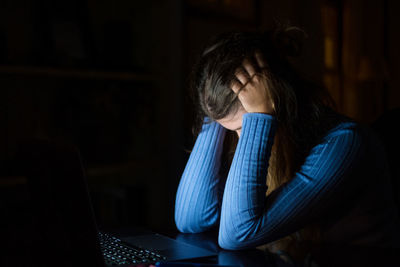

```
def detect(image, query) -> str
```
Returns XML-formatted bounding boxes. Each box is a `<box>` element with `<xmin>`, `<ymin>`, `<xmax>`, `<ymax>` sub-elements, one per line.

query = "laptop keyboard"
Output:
<box><xmin>98</xmin><ymin>232</ymin><xmax>167</xmax><ymax>266</ymax></box>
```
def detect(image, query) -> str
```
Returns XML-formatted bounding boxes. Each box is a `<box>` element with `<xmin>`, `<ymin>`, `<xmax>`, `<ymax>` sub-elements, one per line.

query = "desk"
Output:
<box><xmin>158</xmin><ymin>230</ymin><xmax>400</xmax><ymax>267</ymax></box>
<box><xmin>173</xmin><ymin>232</ymin><xmax>285</xmax><ymax>267</ymax></box>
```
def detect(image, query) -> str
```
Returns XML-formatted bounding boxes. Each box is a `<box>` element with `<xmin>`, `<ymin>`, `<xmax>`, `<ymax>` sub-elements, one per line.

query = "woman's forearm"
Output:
<box><xmin>219</xmin><ymin>114</ymin><xmax>362</xmax><ymax>250</ymax></box>
<box><xmin>219</xmin><ymin>113</ymin><xmax>276</xmax><ymax>248</ymax></box>
<box><xmin>175</xmin><ymin>120</ymin><xmax>226</xmax><ymax>233</ymax></box>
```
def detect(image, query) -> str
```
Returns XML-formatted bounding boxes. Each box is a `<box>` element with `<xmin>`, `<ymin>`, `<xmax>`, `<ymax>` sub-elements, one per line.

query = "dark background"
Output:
<box><xmin>0</xmin><ymin>0</ymin><xmax>399</xmax><ymax>234</ymax></box>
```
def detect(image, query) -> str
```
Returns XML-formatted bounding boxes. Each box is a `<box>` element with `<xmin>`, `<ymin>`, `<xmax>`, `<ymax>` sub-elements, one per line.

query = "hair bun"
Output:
<box><xmin>273</xmin><ymin>26</ymin><xmax>307</xmax><ymax>58</ymax></box>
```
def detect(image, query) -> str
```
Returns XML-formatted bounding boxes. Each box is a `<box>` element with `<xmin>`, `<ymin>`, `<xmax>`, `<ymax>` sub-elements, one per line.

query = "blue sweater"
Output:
<box><xmin>175</xmin><ymin>113</ymin><xmax>400</xmax><ymax>250</ymax></box>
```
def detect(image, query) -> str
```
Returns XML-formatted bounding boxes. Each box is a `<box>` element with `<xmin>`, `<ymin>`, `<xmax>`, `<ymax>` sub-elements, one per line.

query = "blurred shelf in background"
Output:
<box><xmin>0</xmin><ymin>0</ymin><xmax>183</xmax><ymax>233</ymax></box>
<box><xmin>0</xmin><ymin>65</ymin><xmax>155</xmax><ymax>82</ymax></box>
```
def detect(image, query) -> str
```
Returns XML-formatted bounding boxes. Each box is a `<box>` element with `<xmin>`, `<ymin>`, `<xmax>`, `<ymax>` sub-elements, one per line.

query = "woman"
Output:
<box><xmin>174</xmin><ymin>28</ymin><xmax>400</xmax><ymax>258</ymax></box>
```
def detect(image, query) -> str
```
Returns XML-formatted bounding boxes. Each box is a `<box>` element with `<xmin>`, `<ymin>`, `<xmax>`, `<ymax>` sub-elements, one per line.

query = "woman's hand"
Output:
<box><xmin>231</xmin><ymin>52</ymin><xmax>275</xmax><ymax>115</ymax></box>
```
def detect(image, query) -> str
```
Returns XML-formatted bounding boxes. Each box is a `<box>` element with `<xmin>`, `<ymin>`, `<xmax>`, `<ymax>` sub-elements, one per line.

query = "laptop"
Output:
<box><xmin>15</xmin><ymin>140</ymin><xmax>217</xmax><ymax>266</ymax></box>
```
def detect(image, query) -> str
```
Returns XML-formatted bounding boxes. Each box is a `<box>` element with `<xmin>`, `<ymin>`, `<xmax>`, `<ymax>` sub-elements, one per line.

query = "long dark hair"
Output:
<box><xmin>189</xmin><ymin>27</ymin><xmax>342</xmax><ymax>253</ymax></box>
<box><xmin>191</xmin><ymin>26</ymin><xmax>339</xmax><ymax>179</ymax></box>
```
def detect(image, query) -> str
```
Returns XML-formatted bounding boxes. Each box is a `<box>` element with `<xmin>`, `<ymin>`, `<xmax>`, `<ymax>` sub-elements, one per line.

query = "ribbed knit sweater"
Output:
<box><xmin>175</xmin><ymin>113</ymin><xmax>400</xmax><ymax>250</ymax></box>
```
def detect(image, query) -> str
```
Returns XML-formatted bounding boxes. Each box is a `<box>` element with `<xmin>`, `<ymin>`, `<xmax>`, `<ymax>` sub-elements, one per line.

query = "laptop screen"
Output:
<box><xmin>15</xmin><ymin>140</ymin><xmax>105</xmax><ymax>266</ymax></box>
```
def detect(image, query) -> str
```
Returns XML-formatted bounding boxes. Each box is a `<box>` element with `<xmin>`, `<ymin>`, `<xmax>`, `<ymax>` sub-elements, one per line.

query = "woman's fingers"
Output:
<box><xmin>235</xmin><ymin>55</ymin><xmax>264</xmax><ymax>88</ymax></box>
<box><xmin>254</xmin><ymin>50</ymin><xmax>267</xmax><ymax>69</ymax></box>
<box><xmin>235</xmin><ymin>67</ymin><xmax>249</xmax><ymax>85</ymax></box>
<box><xmin>232</xmin><ymin>53</ymin><xmax>267</xmax><ymax>96</ymax></box>
<box><xmin>233</xmin><ymin>58</ymin><xmax>258</xmax><ymax>94</ymax></box>
<box><xmin>242</xmin><ymin>58</ymin><xmax>256</xmax><ymax>77</ymax></box>
<box><xmin>231</xmin><ymin>79</ymin><xmax>243</xmax><ymax>94</ymax></box>
<box><xmin>230</xmin><ymin>53</ymin><xmax>274</xmax><ymax>114</ymax></box>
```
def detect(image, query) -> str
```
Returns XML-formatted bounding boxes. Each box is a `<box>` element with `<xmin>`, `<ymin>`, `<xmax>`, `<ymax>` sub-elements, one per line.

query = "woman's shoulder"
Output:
<box><xmin>322</xmin><ymin>116</ymin><xmax>383</xmax><ymax>151</ymax></box>
<box><xmin>323</xmin><ymin>117</ymin><xmax>359</xmax><ymax>141</ymax></box>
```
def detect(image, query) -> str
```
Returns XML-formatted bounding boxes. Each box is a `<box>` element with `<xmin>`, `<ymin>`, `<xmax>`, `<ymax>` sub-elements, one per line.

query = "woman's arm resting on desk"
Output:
<box><xmin>218</xmin><ymin>113</ymin><xmax>362</xmax><ymax>250</ymax></box>
<box><xmin>175</xmin><ymin>120</ymin><xmax>226</xmax><ymax>233</ymax></box>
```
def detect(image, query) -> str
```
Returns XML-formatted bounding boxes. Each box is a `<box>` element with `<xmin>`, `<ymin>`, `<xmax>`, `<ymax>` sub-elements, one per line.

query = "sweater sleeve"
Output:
<box><xmin>175</xmin><ymin>120</ymin><xmax>226</xmax><ymax>233</ymax></box>
<box><xmin>218</xmin><ymin>113</ymin><xmax>362</xmax><ymax>250</ymax></box>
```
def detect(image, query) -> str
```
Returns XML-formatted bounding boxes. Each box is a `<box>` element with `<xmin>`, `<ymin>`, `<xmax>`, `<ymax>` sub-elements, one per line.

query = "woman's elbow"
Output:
<box><xmin>175</xmin><ymin>212</ymin><xmax>218</xmax><ymax>234</ymax></box>
<box><xmin>175</xmin><ymin>221</ymin><xmax>198</xmax><ymax>234</ymax></box>
<box><xmin>218</xmin><ymin>230</ymin><xmax>252</xmax><ymax>250</ymax></box>
<box><xmin>175</xmin><ymin>222</ymin><xmax>215</xmax><ymax>234</ymax></box>
<box><xmin>218</xmin><ymin>219</ymin><xmax>265</xmax><ymax>250</ymax></box>
<box><xmin>218</xmin><ymin>225</ymin><xmax>253</xmax><ymax>250</ymax></box>
<box><xmin>175</xmin><ymin>212</ymin><xmax>196</xmax><ymax>233</ymax></box>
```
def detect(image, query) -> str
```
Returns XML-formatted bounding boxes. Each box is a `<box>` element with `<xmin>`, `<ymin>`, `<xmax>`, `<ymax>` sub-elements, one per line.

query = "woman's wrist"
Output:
<box><xmin>244</xmin><ymin>112</ymin><xmax>276</xmax><ymax>120</ymax></box>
